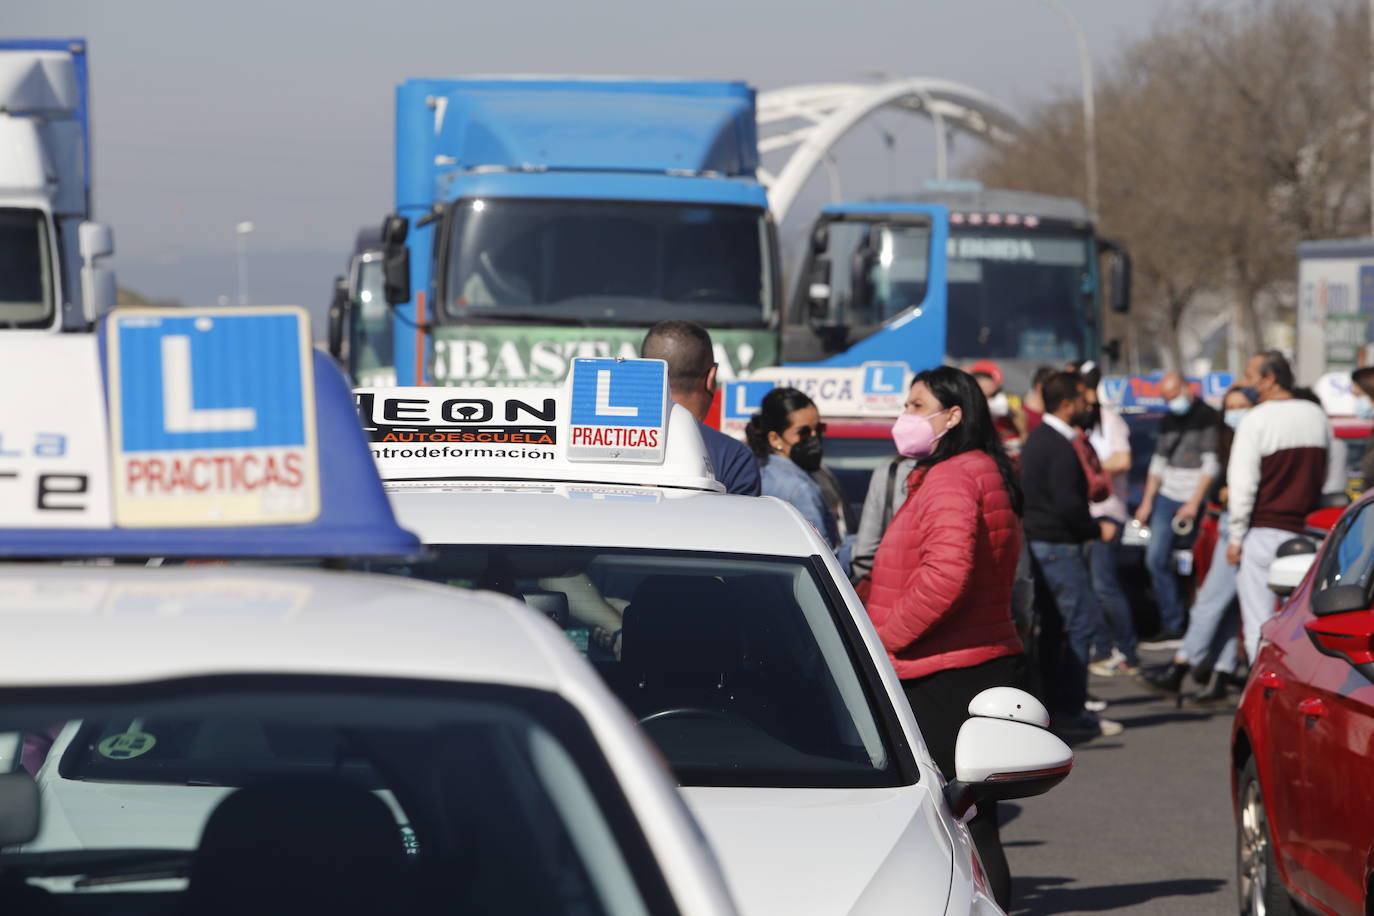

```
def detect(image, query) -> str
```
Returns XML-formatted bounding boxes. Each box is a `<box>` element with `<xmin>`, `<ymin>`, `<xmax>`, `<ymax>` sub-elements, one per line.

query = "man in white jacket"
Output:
<box><xmin>1228</xmin><ymin>351</ymin><xmax>1329</xmax><ymax>660</ymax></box>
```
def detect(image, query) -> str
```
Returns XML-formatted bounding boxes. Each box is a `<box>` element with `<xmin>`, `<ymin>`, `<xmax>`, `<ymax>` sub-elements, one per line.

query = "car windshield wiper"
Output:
<box><xmin>0</xmin><ymin>848</ymin><xmax>190</xmax><ymax>880</ymax></box>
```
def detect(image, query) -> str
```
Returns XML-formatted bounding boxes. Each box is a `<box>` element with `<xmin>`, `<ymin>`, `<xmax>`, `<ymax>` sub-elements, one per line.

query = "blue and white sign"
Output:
<box><xmin>860</xmin><ymin>362</ymin><xmax>910</xmax><ymax>412</ymax></box>
<box><xmin>106</xmin><ymin>307</ymin><xmax>319</xmax><ymax>527</ymax></box>
<box><xmin>566</xmin><ymin>358</ymin><xmax>669</xmax><ymax>464</ymax></box>
<box><xmin>720</xmin><ymin>380</ymin><xmax>774</xmax><ymax>439</ymax></box>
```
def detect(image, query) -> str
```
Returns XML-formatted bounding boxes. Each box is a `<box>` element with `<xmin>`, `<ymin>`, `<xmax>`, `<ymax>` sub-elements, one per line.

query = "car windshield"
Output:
<box><xmin>357</xmin><ymin>547</ymin><xmax>901</xmax><ymax>789</ymax></box>
<box><xmin>0</xmin><ymin>208</ymin><xmax>55</xmax><ymax>329</ymax></box>
<box><xmin>0</xmin><ymin>679</ymin><xmax>672</xmax><ymax>915</ymax></box>
<box><xmin>441</xmin><ymin>198</ymin><xmax>770</xmax><ymax>326</ymax></box>
<box><xmin>945</xmin><ymin>229</ymin><xmax>1094</xmax><ymax>363</ymax></box>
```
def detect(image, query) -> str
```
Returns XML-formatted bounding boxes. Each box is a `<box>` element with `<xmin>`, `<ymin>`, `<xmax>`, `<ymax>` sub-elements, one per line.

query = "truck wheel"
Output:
<box><xmin>1237</xmin><ymin>757</ymin><xmax>1295</xmax><ymax>916</ymax></box>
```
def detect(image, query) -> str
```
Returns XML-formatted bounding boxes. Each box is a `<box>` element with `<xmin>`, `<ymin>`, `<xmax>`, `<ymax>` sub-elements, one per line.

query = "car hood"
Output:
<box><xmin>682</xmin><ymin>784</ymin><xmax>954</xmax><ymax>916</ymax></box>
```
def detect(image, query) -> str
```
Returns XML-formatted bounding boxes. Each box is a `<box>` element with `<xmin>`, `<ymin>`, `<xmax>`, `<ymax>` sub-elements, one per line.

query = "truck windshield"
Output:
<box><xmin>946</xmin><ymin>230</ymin><xmax>1093</xmax><ymax>363</ymax></box>
<box><xmin>441</xmin><ymin>199</ymin><xmax>770</xmax><ymax>326</ymax></box>
<box><xmin>0</xmin><ymin>209</ymin><xmax>55</xmax><ymax>329</ymax></box>
<box><xmin>351</xmin><ymin>254</ymin><xmax>395</xmax><ymax>386</ymax></box>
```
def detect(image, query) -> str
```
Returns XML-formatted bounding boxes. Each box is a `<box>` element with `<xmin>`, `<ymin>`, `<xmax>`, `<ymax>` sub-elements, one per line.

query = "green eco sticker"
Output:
<box><xmin>98</xmin><ymin>731</ymin><xmax>157</xmax><ymax>760</ymax></box>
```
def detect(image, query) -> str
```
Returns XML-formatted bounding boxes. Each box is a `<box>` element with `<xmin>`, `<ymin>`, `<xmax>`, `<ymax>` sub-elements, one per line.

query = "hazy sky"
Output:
<box><xmin>10</xmin><ymin>0</ymin><xmax>1186</xmax><ymax>304</ymax></box>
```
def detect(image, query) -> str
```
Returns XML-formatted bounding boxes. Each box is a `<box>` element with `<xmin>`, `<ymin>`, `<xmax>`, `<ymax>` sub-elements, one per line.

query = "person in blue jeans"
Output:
<box><xmin>1143</xmin><ymin>386</ymin><xmax>1256</xmax><ymax>702</ymax></box>
<box><xmin>746</xmin><ymin>387</ymin><xmax>839</xmax><ymax>549</ymax></box>
<box><xmin>1133</xmin><ymin>372</ymin><xmax>1218</xmax><ymax>642</ymax></box>
<box><xmin>1021</xmin><ymin>371</ymin><xmax>1123</xmax><ymax>737</ymax></box>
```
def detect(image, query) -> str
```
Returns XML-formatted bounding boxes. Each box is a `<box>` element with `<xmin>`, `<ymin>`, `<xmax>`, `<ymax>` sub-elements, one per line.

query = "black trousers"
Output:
<box><xmin>901</xmin><ymin>654</ymin><xmax>1032</xmax><ymax>911</ymax></box>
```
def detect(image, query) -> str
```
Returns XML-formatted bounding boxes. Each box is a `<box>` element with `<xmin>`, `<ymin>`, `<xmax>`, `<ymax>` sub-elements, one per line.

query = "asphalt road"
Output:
<box><xmin>1002</xmin><ymin>648</ymin><xmax>1238</xmax><ymax>915</ymax></box>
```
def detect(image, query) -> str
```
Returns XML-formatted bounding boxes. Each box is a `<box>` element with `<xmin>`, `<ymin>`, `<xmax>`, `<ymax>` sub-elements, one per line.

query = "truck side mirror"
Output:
<box><xmin>1099</xmin><ymin>237</ymin><xmax>1131</xmax><ymax>314</ymax></box>
<box><xmin>380</xmin><ymin>215</ymin><xmax>411</xmax><ymax>306</ymax></box>
<box><xmin>327</xmin><ymin>275</ymin><xmax>350</xmax><ymax>360</ymax></box>
<box><xmin>78</xmin><ymin>221</ymin><xmax>116</xmax><ymax>323</ymax></box>
<box><xmin>807</xmin><ymin>258</ymin><xmax>831</xmax><ymax>321</ymax></box>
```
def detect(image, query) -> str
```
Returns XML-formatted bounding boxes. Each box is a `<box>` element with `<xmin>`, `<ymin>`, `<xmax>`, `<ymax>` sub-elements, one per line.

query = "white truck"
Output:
<box><xmin>1295</xmin><ymin>238</ymin><xmax>1374</xmax><ymax>386</ymax></box>
<box><xmin>0</xmin><ymin>39</ymin><xmax>114</xmax><ymax>332</ymax></box>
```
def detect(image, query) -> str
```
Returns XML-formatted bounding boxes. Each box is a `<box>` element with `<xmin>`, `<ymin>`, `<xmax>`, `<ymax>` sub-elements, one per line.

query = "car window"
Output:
<box><xmin>1316</xmin><ymin>501</ymin><xmax>1374</xmax><ymax>593</ymax></box>
<box><xmin>0</xmin><ymin>680</ymin><xmax>672</xmax><ymax>916</ymax></box>
<box><xmin>359</xmin><ymin>546</ymin><xmax>904</xmax><ymax>789</ymax></box>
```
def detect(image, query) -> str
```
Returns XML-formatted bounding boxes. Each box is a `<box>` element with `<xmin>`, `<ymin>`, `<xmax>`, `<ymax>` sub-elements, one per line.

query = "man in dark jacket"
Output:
<box><xmin>641</xmin><ymin>320</ymin><xmax>761</xmax><ymax>496</ymax></box>
<box><xmin>1021</xmin><ymin>371</ymin><xmax>1123</xmax><ymax>737</ymax></box>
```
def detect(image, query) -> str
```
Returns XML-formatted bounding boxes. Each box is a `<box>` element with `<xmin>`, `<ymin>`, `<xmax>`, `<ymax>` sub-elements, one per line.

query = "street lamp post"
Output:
<box><xmin>1041</xmin><ymin>0</ymin><xmax>1098</xmax><ymax>223</ymax></box>
<box><xmin>235</xmin><ymin>221</ymin><xmax>254</xmax><ymax>305</ymax></box>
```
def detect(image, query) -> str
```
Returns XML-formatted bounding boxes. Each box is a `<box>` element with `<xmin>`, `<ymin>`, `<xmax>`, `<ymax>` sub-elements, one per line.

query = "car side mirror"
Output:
<box><xmin>380</xmin><ymin>215</ymin><xmax>411</xmax><ymax>306</ymax></box>
<box><xmin>807</xmin><ymin>257</ymin><xmax>832</xmax><ymax>321</ymax></box>
<box><xmin>943</xmin><ymin>687</ymin><xmax>1073</xmax><ymax>819</ymax></box>
<box><xmin>0</xmin><ymin>771</ymin><xmax>39</xmax><ymax>847</ymax></box>
<box><xmin>1313</xmin><ymin>584</ymin><xmax>1369</xmax><ymax>616</ymax></box>
<box><xmin>1268</xmin><ymin>537</ymin><xmax>1318</xmax><ymax>598</ymax></box>
<box><xmin>0</xmin><ymin>733</ymin><xmax>20</xmax><ymax>774</ymax></box>
<box><xmin>1306</xmin><ymin>611</ymin><xmax>1374</xmax><ymax>682</ymax></box>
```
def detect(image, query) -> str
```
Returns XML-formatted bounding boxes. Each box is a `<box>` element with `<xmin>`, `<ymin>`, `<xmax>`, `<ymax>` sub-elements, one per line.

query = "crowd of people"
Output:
<box><xmin>642</xmin><ymin>319</ymin><xmax>1351</xmax><ymax>910</ymax></box>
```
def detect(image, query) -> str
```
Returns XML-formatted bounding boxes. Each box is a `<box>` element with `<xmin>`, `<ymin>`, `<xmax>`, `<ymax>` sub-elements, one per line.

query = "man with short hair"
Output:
<box><xmin>641</xmin><ymin>320</ymin><xmax>761</xmax><ymax>496</ymax></box>
<box><xmin>1228</xmin><ymin>351</ymin><xmax>1329</xmax><ymax>660</ymax></box>
<box><xmin>1021</xmin><ymin>371</ymin><xmax>1123</xmax><ymax>737</ymax></box>
<box><xmin>1133</xmin><ymin>371</ymin><xmax>1218</xmax><ymax>642</ymax></box>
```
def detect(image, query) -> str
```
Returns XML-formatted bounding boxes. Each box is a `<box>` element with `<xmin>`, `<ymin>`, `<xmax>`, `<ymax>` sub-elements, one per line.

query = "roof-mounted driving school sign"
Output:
<box><xmin>106</xmin><ymin>307</ymin><xmax>320</xmax><ymax>527</ymax></box>
<box><xmin>0</xmin><ymin>337</ymin><xmax>113</xmax><ymax>528</ymax></box>
<box><xmin>566</xmin><ymin>358</ymin><xmax>669</xmax><ymax>464</ymax></box>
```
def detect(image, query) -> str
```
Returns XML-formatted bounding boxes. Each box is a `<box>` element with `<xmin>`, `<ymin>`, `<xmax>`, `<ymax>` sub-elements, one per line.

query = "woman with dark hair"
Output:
<box><xmin>745</xmin><ymin>387</ymin><xmax>839</xmax><ymax>548</ymax></box>
<box><xmin>864</xmin><ymin>365</ymin><xmax>1027</xmax><ymax>910</ymax></box>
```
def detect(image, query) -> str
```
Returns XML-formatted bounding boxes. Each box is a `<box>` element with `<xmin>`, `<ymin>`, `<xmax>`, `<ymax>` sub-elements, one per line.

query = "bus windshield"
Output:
<box><xmin>441</xmin><ymin>199</ymin><xmax>770</xmax><ymax>327</ymax></box>
<box><xmin>945</xmin><ymin>230</ymin><xmax>1093</xmax><ymax>363</ymax></box>
<box><xmin>0</xmin><ymin>208</ymin><xmax>55</xmax><ymax>329</ymax></box>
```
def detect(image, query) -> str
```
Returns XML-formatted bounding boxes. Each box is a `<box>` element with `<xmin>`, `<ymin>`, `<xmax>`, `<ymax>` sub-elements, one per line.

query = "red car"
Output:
<box><xmin>1232</xmin><ymin>490</ymin><xmax>1374</xmax><ymax>916</ymax></box>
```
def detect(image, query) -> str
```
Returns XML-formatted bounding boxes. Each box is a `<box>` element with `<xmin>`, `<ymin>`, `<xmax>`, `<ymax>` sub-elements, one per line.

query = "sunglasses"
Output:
<box><xmin>791</xmin><ymin>423</ymin><xmax>827</xmax><ymax>440</ymax></box>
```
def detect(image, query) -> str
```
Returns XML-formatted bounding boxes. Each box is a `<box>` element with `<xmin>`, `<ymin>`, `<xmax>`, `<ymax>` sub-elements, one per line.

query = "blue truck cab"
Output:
<box><xmin>350</xmin><ymin>78</ymin><xmax>780</xmax><ymax>387</ymax></box>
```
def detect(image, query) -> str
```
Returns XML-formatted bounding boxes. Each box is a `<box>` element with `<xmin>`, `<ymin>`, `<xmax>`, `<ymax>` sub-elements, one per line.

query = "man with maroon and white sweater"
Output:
<box><xmin>1227</xmin><ymin>351</ymin><xmax>1328</xmax><ymax>660</ymax></box>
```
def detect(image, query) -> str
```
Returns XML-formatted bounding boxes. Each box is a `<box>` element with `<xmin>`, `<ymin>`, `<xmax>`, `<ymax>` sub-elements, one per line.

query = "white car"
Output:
<box><xmin>0</xmin><ymin>321</ymin><xmax>740</xmax><ymax>916</ymax></box>
<box><xmin>0</xmin><ymin>564</ymin><xmax>738</xmax><ymax>916</ymax></box>
<box><xmin>357</xmin><ymin>358</ymin><xmax>1073</xmax><ymax>916</ymax></box>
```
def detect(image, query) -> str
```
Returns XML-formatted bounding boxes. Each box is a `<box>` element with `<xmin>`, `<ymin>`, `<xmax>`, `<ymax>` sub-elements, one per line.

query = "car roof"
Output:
<box><xmin>387</xmin><ymin>485</ymin><xmax>823</xmax><ymax>556</ymax></box>
<box><xmin>0</xmin><ymin>564</ymin><xmax>580</xmax><ymax>693</ymax></box>
<box><xmin>824</xmin><ymin>417</ymin><xmax>895</xmax><ymax>439</ymax></box>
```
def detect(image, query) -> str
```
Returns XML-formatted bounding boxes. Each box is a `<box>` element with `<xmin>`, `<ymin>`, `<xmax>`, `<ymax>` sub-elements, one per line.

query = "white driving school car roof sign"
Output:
<box><xmin>106</xmin><ymin>307</ymin><xmax>320</xmax><ymax>527</ymax></box>
<box><xmin>0</xmin><ymin>337</ymin><xmax>113</xmax><ymax>528</ymax></box>
<box><xmin>566</xmin><ymin>358</ymin><xmax>669</xmax><ymax>464</ymax></box>
<box><xmin>357</xmin><ymin>358</ymin><xmax>720</xmax><ymax>492</ymax></box>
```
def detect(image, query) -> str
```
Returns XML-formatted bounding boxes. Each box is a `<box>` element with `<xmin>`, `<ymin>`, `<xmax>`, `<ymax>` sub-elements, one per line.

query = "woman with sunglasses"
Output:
<box><xmin>745</xmin><ymin>387</ymin><xmax>839</xmax><ymax>549</ymax></box>
<box><xmin>864</xmin><ymin>365</ymin><xmax>1027</xmax><ymax>910</ymax></box>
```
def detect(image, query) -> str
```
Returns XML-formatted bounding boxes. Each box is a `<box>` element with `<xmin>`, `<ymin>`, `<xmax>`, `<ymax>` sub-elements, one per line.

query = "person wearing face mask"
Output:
<box><xmin>862</xmin><ymin>366</ymin><xmax>1027</xmax><ymax>910</ymax></box>
<box><xmin>1142</xmin><ymin>385</ymin><xmax>1255</xmax><ymax>703</ymax></box>
<box><xmin>969</xmin><ymin>360</ymin><xmax>1025</xmax><ymax>457</ymax></box>
<box><xmin>1132</xmin><ymin>371</ymin><xmax>1219</xmax><ymax>644</ymax></box>
<box><xmin>745</xmin><ymin>387</ymin><xmax>839</xmax><ymax>549</ymax></box>
<box><xmin>1021</xmin><ymin>371</ymin><xmax>1124</xmax><ymax>738</ymax></box>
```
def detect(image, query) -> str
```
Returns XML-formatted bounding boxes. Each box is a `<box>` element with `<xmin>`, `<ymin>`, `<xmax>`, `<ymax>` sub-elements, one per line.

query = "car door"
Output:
<box><xmin>1248</xmin><ymin>566</ymin><xmax>1324</xmax><ymax>899</ymax></box>
<box><xmin>1293</xmin><ymin>503</ymin><xmax>1374</xmax><ymax>916</ymax></box>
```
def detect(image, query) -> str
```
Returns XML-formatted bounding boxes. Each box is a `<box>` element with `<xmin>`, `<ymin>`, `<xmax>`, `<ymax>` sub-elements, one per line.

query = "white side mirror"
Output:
<box><xmin>1268</xmin><ymin>536</ymin><xmax>1319</xmax><ymax>598</ymax></box>
<box><xmin>944</xmin><ymin>687</ymin><xmax>1073</xmax><ymax>818</ymax></box>
<box><xmin>78</xmin><ymin>221</ymin><xmax>117</xmax><ymax>323</ymax></box>
<box><xmin>79</xmin><ymin>221</ymin><xmax>114</xmax><ymax>262</ymax></box>
<box><xmin>0</xmin><ymin>733</ymin><xmax>20</xmax><ymax>774</ymax></box>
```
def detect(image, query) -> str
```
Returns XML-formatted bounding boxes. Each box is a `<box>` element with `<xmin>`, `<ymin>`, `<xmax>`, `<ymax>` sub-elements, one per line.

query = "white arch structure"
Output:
<box><xmin>757</xmin><ymin>79</ymin><xmax>1022</xmax><ymax>223</ymax></box>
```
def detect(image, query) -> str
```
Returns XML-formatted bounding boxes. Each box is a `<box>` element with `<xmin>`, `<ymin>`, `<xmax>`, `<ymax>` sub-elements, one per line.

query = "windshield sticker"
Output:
<box><xmin>97</xmin><ymin>727</ymin><xmax>157</xmax><ymax>760</ymax></box>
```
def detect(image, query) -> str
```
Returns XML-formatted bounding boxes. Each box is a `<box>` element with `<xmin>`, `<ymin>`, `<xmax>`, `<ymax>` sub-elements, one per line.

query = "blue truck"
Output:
<box><xmin>332</xmin><ymin>77</ymin><xmax>780</xmax><ymax>387</ymax></box>
<box><xmin>0</xmin><ymin>38</ymin><xmax>114</xmax><ymax>332</ymax></box>
<box><xmin>780</xmin><ymin>184</ymin><xmax>1131</xmax><ymax>395</ymax></box>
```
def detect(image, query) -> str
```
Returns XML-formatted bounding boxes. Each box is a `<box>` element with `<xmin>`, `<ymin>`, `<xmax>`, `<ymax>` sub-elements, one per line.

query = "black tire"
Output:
<box><xmin>1237</xmin><ymin>757</ymin><xmax>1297</xmax><ymax>916</ymax></box>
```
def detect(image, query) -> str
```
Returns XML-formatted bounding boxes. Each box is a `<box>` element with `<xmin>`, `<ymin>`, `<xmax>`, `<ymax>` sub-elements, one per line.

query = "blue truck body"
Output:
<box><xmin>384</xmin><ymin>78</ymin><xmax>776</xmax><ymax>386</ymax></box>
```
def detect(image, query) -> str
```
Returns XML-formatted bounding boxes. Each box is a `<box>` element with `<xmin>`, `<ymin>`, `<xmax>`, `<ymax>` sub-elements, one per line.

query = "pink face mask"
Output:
<box><xmin>892</xmin><ymin>409</ymin><xmax>949</xmax><ymax>458</ymax></box>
